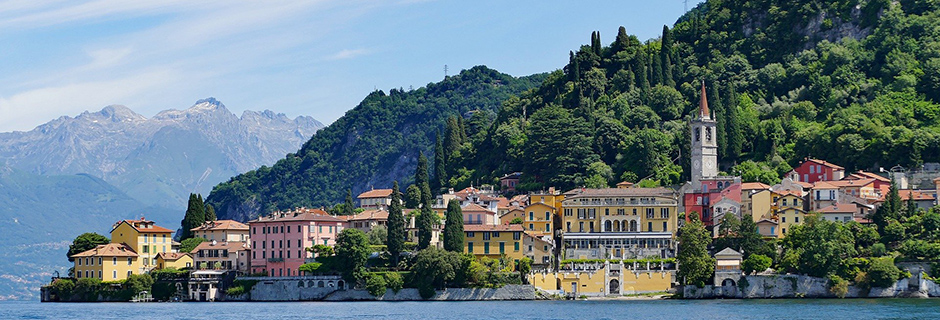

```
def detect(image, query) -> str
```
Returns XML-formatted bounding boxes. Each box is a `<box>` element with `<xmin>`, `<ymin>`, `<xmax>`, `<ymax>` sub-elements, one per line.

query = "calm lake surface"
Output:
<box><xmin>5</xmin><ymin>299</ymin><xmax>940</xmax><ymax>319</ymax></box>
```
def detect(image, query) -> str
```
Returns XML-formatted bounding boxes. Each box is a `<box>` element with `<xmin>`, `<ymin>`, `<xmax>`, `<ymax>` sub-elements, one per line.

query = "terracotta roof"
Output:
<box><xmin>157</xmin><ymin>252</ymin><xmax>191</xmax><ymax>261</ymax></box>
<box><xmin>805</xmin><ymin>158</ymin><xmax>845</xmax><ymax>170</ymax></box>
<box><xmin>113</xmin><ymin>219</ymin><xmax>174</xmax><ymax>233</ymax></box>
<box><xmin>616</xmin><ymin>181</ymin><xmax>635</xmax><ymax>187</ymax></box>
<box><xmin>462</xmin><ymin>203</ymin><xmax>495</xmax><ymax>213</ymax></box>
<box><xmin>898</xmin><ymin>190</ymin><xmax>934</xmax><ymax>201</ymax></box>
<box><xmin>817</xmin><ymin>203</ymin><xmax>856</xmax><ymax>214</ymax></box>
<box><xmin>563</xmin><ymin>187</ymin><xmax>676</xmax><ymax>199</ymax></box>
<box><xmin>853</xmin><ymin>171</ymin><xmax>889</xmax><ymax>182</ymax></box>
<box><xmin>740</xmin><ymin>182</ymin><xmax>771</xmax><ymax>191</ymax></box>
<box><xmin>755</xmin><ymin>219</ymin><xmax>778</xmax><ymax>225</ymax></box>
<box><xmin>464</xmin><ymin>224</ymin><xmax>524</xmax><ymax>232</ymax></box>
<box><xmin>249</xmin><ymin>208</ymin><xmax>343</xmax><ymax>223</ymax></box>
<box><xmin>776</xmin><ymin>189</ymin><xmax>803</xmax><ymax>197</ymax></box>
<box><xmin>934</xmin><ymin>177</ymin><xmax>940</xmax><ymax>183</ymax></box>
<box><xmin>795</xmin><ymin>181</ymin><xmax>814</xmax><ymax>189</ymax></box>
<box><xmin>191</xmin><ymin>220</ymin><xmax>249</xmax><ymax>232</ymax></box>
<box><xmin>357</xmin><ymin>189</ymin><xmax>393</xmax><ymax>199</ymax></box>
<box><xmin>829</xmin><ymin>179</ymin><xmax>875</xmax><ymax>188</ymax></box>
<box><xmin>340</xmin><ymin>209</ymin><xmax>390</xmax><ymax>221</ymax></box>
<box><xmin>71</xmin><ymin>243</ymin><xmax>138</xmax><ymax>258</ymax></box>
<box><xmin>811</xmin><ymin>181</ymin><xmax>839</xmax><ymax>189</ymax></box>
<box><xmin>190</xmin><ymin>241</ymin><xmax>250</xmax><ymax>254</ymax></box>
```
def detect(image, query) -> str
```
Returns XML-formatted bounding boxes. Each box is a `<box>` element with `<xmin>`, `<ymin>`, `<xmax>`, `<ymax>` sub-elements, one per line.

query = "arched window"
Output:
<box><xmin>629</xmin><ymin>220</ymin><xmax>638</xmax><ymax>232</ymax></box>
<box><xmin>705</xmin><ymin>127</ymin><xmax>712</xmax><ymax>141</ymax></box>
<box><xmin>695</xmin><ymin>128</ymin><xmax>701</xmax><ymax>141</ymax></box>
<box><xmin>604</xmin><ymin>220</ymin><xmax>612</xmax><ymax>232</ymax></box>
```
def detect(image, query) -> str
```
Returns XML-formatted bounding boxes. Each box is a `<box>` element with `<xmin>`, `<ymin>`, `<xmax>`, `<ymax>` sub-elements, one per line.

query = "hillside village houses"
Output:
<box><xmin>62</xmin><ymin>83</ymin><xmax>940</xmax><ymax>301</ymax></box>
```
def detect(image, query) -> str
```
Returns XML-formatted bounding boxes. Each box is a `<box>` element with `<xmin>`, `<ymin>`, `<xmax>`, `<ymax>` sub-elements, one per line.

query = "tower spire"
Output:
<box><xmin>699</xmin><ymin>80</ymin><xmax>710</xmax><ymax>119</ymax></box>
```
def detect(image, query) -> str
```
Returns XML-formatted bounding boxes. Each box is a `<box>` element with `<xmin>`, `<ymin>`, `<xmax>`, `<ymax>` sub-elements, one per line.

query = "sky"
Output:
<box><xmin>0</xmin><ymin>0</ymin><xmax>705</xmax><ymax>132</ymax></box>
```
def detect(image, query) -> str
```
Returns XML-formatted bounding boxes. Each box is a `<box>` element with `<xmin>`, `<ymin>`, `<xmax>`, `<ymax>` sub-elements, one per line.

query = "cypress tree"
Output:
<box><xmin>568</xmin><ymin>51</ymin><xmax>578</xmax><ymax>82</ymax></box>
<box><xmin>725</xmin><ymin>85</ymin><xmax>744</xmax><ymax>159</ymax></box>
<box><xmin>661</xmin><ymin>26</ymin><xmax>675</xmax><ymax>87</ymax></box>
<box><xmin>444</xmin><ymin>116</ymin><xmax>461</xmax><ymax>164</ymax></box>
<box><xmin>592</xmin><ymin>31</ymin><xmax>602</xmax><ymax>56</ymax></box>
<box><xmin>415</xmin><ymin>152</ymin><xmax>429</xmax><ymax>192</ymax></box>
<box><xmin>180</xmin><ymin>193</ymin><xmax>206</xmax><ymax>240</ymax></box>
<box><xmin>433</xmin><ymin>132</ymin><xmax>446</xmax><ymax>191</ymax></box>
<box><xmin>709</xmin><ymin>84</ymin><xmax>727</xmax><ymax>158</ymax></box>
<box><xmin>344</xmin><ymin>189</ymin><xmax>355</xmax><ymax>215</ymax></box>
<box><xmin>614</xmin><ymin>26</ymin><xmax>630</xmax><ymax>53</ymax></box>
<box><xmin>442</xmin><ymin>199</ymin><xmax>464</xmax><ymax>252</ymax></box>
<box><xmin>205</xmin><ymin>204</ymin><xmax>217</xmax><ymax>221</ymax></box>
<box><xmin>417</xmin><ymin>176</ymin><xmax>434</xmax><ymax>249</ymax></box>
<box><xmin>387</xmin><ymin>181</ymin><xmax>406</xmax><ymax>266</ymax></box>
<box><xmin>456</xmin><ymin>115</ymin><xmax>468</xmax><ymax>143</ymax></box>
<box><xmin>651</xmin><ymin>50</ymin><xmax>663</xmax><ymax>86</ymax></box>
<box><xmin>636</xmin><ymin>48</ymin><xmax>650</xmax><ymax>92</ymax></box>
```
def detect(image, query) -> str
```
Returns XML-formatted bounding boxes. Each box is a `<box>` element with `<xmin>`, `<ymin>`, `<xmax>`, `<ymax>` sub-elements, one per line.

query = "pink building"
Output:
<box><xmin>247</xmin><ymin>208</ymin><xmax>345</xmax><ymax>277</ymax></box>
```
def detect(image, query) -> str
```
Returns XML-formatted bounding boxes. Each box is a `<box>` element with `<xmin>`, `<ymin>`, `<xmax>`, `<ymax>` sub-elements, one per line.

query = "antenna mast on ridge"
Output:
<box><xmin>444</xmin><ymin>65</ymin><xmax>449</xmax><ymax>78</ymax></box>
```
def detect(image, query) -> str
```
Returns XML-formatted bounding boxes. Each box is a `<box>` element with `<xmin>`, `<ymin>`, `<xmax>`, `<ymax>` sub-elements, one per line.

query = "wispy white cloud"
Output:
<box><xmin>327</xmin><ymin>48</ymin><xmax>369</xmax><ymax>61</ymax></box>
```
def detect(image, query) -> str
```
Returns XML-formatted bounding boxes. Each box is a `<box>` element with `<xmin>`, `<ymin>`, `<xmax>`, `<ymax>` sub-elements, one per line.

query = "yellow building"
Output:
<box><xmin>775</xmin><ymin>191</ymin><xmax>807</xmax><ymax>238</ymax></box>
<box><xmin>741</xmin><ymin>183</ymin><xmax>773</xmax><ymax>221</ymax></box>
<box><xmin>110</xmin><ymin>218</ymin><xmax>175</xmax><ymax>274</ymax></box>
<box><xmin>529</xmin><ymin>266</ymin><xmax>674</xmax><ymax>296</ymax></box>
<box><xmin>524</xmin><ymin>202</ymin><xmax>555</xmax><ymax>237</ymax></box>
<box><xmin>523</xmin><ymin>233</ymin><xmax>554</xmax><ymax>266</ymax></box>
<box><xmin>464</xmin><ymin>224</ymin><xmax>524</xmax><ymax>262</ymax></box>
<box><xmin>498</xmin><ymin>207</ymin><xmax>524</xmax><ymax>225</ymax></box>
<box><xmin>156</xmin><ymin>252</ymin><xmax>193</xmax><ymax>270</ymax></box>
<box><xmin>71</xmin><ymin>243</ymin><xmax>139</xmax><ymax>281</ymax></box>
<box><xmin>560</xmin><ymin>188</ymin><xmax>678</xmax><ymax>259</ymax></box>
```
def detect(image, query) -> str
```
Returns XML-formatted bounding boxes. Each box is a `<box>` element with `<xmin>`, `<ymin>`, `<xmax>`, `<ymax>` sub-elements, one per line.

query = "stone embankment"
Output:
<box><xmin>240</xmin><ymin>277</ymin><xmax>535</xmax><ymax>301</ymax></box>
<box><xmin>682</xmin><ymin>274</ymin><xmax>940</xmax><ymax>299</ymax></box>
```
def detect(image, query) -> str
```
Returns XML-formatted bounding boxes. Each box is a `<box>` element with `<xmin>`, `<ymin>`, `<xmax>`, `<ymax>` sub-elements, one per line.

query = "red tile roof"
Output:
<box><xmin>339</xmin><ymin>209</ymin><xmax>390</xmax><ymax>221</ymax></box>
<box><xmin>828</xmin><ymin>179</ymin><xmax>875</xmax><ymax>188</ymax></box>
<box><xmin>462</xmin><ymin>203</ymin><xmax>495</xmax><ymax>213</ymax></box>
<box><xmin>805</xmin><ymin>158</ymin><xmax>845</xmax><ymax>170</ymax></box>
<box><xmin>191</xmin><ymin>220</ymin><xmax>249</xmax><ymax>232</ymax></box>
<box><xmin>740</xmin><ymin>182</ymin><xmax>771</xmax><ymax>190</ymax></box>
<box><xmin>464</xmin><ymin>224</ymin><xmax>524</xmax><ymax>232</ymax></box>
<box><xmin>114</xmin><ymin>219</ymin><xmax>174</xmax><ymax>233</ymax></box>
<box><xmin>357</xmin><ymin>189</ymin><xmax>393</xmax><ymax>199</ymax></box>
<box><xmin>157</xmin><ymin>252</ymin><xmax>191</xmax><ymax>261</ymax></box>
<box><xmin>811</xmin><ymin>181</ymin><xmax>839</xmax><ymax>189</ymax></box>
<box><xmin>563</xmin><ymin>187</ymin><xmax>676</xmax><ymax>198</ymax></box>
<box><xmin>71</xmin><ymin>243</ymin><xmax>138</xmax><ymax>258</ymax></box>
<box><xmin>250</xmin><ymin>208</ymin><xmax>343</xmax><ymax>223</ymax></box>
<box><xmin>853</xmin><ymin>171</ymin><xmax>889</xmax><ymax>182</ymax></box>
<box><xmin>898</xmin><ymin>190</ymin><xmax>934</xmax><ymax>201</ymax></box>
<box><xmin>817</xmin><ymin>203</ymin><xmax>857</xmax><ymax>214</ymax></box>
<box><xmin>776</xmin><ymin>189</ymin><xmax>803</xmax><ymax>197</ymax></box>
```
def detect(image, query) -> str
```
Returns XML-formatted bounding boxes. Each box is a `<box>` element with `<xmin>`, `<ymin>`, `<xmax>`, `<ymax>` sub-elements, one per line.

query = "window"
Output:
<box><xmin>579</xmin><ymin>222</ymin><xmax>584</xmax><ymax>232</ymax></box>
<box><xmin>663</xmin><ymin>222</ymin><xmax>668</xmax><ymax>232</ymax></box>
<box><xmin>782</xmin><ymin>228</ymin><xmax>787</xmax><ymax>234</ymax></box>
<box><xmin>78</xmin><ymin>258</ymin><xmax>82</xmax><ymax>266</ymax></box>
<box><xmin>646</xmin><ymin>208</ymin><xmax>654</xmax><ymax>219</ymax></box>
<box><xmin>632</xmin><ymin>209</ymin><xmax>637</xmax><ymax>215</ymax></box>
<box><xmin>298</xmin><ymin>239</ymin><xmax>301</xmax><ymax>248</ymax></box>
<box><xmin>483</xmin><ymin>232</ymin><xmax>491</xmax><ymax>240</ymax></box>
<box><xmin>605</xmin><ymin>208</ymin><xmax>609</xmax><ymax>216</ymax></box>
<box><xmin>529</xmin><ymin>212</ymin><xmax>533</xmax><ymax>220</ymax></box>
<box><xmin>468</xmin><ymin>242</ymin><xmax>473</xmax><ymax>253</ymax></box>
<box><xmin>695</xmin><ymin>128</ymin><xmax>700</xmax><ymax>141</ymax></box>
<box><xmin>493</xmin><ymin>232</ymin><xmax>500</xmax><ymax>238</ymax></box>
<box><xmin>143</xmin><ymin>245</ymin><xmax>148</xmax><ymax>253</ymax></box>
<box><xmin>545</xmin><ymin>212</ymin><xmax>550</xmax><ymax>220</ymax></box>
<box><xmin>127</xmin><ymin>258</ymin><xmax>133</xmax><ymax>265</ymax></box>
<box><xmin>705</xmin><ymin>127</ymin><xmax>712</xmax><ymax>141</ymax></box>
<box><xmin>648</xmin><ymin>222</ymin><xmax>653</xmax><ymax>232</ymax></box>
<box><xmin>98</xmin><ymin>257</ymin><xmax>102</xmax><ymax>265</ymax></box>
<box><xmin>795</xmin><ymin>216</ymin><xmax>800</xmax><ymax>223</ymax></box>
<box><xmin>298</xmin><ymin>225</ymin><xmax>302</xmax><ymax>233</ymax></box>
<box><xmin>113</xmin><ymin>270</ymin><xmax>117</xmax><ymax>279</ymax></box>
<box><xmin>484</xmin><ymin>242</ymin><xmax>490</xmax><ymax>254</ymax></box>
<box><xmin>467</xmin><ymin>232</ymin><xmax>475</xmax><ymax>238</ymax></box>
<box><xmin>112</xmin><ymin>257</ymin><xmax>116</xmax><ymax>266</ymax></box>
<box><xmin>514</xmin><ymin>242</ymin><xmax>520</xmax><ymax>252</ymax></box>
<box><xmin>782</xmin><ymin>217</ymin><xmax>787</xmax><ymax>223</ymax></box>
<box><xmin>529</xmin><ymin>223</ymin><xmax>534</xmax><ymax>230</ymax></box>
<box><xmin>513</xmin><ymin>232</ymin><xmax>521</xmax><ymax>240</ymax></box>
<box><xmin>546</xmin><ymin>224</ymin><xmax>551</xmax><ymax>232</ymax></box>
<box><xmin>499</xmin><ymin>242</ymin><xmax>505</xmax><ymax>254</ymax></box>
<box><xmin>660</xmin><ymin>208</ymin><xmax>669</xmax><ymax>219</ymax></box>
<box><xmin>253</xmin><ymin>227</ymin><xmax>256</xmax><ymax>235</ymax></box>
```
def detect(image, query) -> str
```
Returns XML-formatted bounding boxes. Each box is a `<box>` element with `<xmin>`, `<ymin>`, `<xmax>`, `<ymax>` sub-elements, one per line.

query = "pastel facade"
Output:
<box><xmin>524</xmin><ymin>202</ymin><xmax>555</xmax><ymax>237</ymax></box>
<box><xmin>191</xmin><ymin>220</ymin><xmax>249</xmax><ymax>242</ymax></box>
<box><xmin>523</xmin><ymin>233</ymin><xmax>554</xmax><ymax>266</ymax></box>
<box><xmin>529</xmin><ymin>266</ymin><xmax>673</xmax><ymax>296</ymax></box>
<box><xmin>756</xmin><ymin>219</ymin><xmax>779</xmax><ymax>238</ymax></box>
<box><xmin>809</xmin><ymin>181</ymin><xmax>839</xmax><ymax>210</ymax></box>
<box><xmin>561</xmin><ymin>187</ymin><xmax>678</xmax><ymax>259</ymax></box>
<box><xmin>464</xmin><ymin>224</ymin><xmax>524</xmax><ymax>262</ymax></box>
<box><xmin>743</xmin><ymin>189</ymin><xmax>774</xmax><ymax>222</ymax></box>
<box><xmin>156</xmin><ymin>252</ymin><xmax>193</xmax><ymax>270</ymax></box>
<box><xmin>817</xmin><ymin>203</ymin><xmax>856</xmax><ymax>223</ymax></box>
<box><xmin>192</xmin><ymin>241</ymin><xmax>251</xmax><ymax>273</ymax></box>
<box><xmin>339</xmin><ymin>209</ymin><xmax>389</xmax><ymax>233</ymax></box>
<box><xmin>71</xmin><ymin>243</ymin><xmax>138</xmax><ymax>281</ymax></box>
<box><xmin>791</xmin><ymin>158</ymin><xmax>845</xmax><ymax>183</ymax></box>
<box><xmin>110</xmin><ymin>219</ymin><xmax>174</xmax><ymax>274</ymax></box>
<box><xmin>462</xmin><ymin>203</ymin><xmax>497</xmax><ymax>225</ymax></box>
<box><xmin>775</xmin><ymin>192</ymin><xmax>807</xmax><ymax>237</ymax></box>
<box><xmin>357</xmin><ymin>189</ymin><xmax>395</xmax><ymax>209</ymax></box>
<box><xmin>248</xmin><ymin>208</ymin><xmax>344</xmax><ymax>277</ymax></box>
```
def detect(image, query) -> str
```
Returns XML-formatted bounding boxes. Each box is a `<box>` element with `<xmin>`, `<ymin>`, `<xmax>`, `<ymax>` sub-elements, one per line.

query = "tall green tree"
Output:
<box><xmin>433</xmin><ymin>132</ymin><xmax>446</xmax><ymax>191</ymax></box>
<box><xmin>778</xmin><ymin>215</ymin><xmax>856</xmax><ymax>277</ymax></box>
<box><xmin>635</xmin><ymin>47</ymin><xmax>650</xmax><ymax>92</ymax></box>
<box><xmin>872</xmin><ymin>179</ymin><xmax>901</xmax><ymax>231</ymax></box>
<box><xmin>651</xmin><ymin>49</ymin><xmax>663</xmax><ymax>86</ymax></box>
<box><xmin>415</xmin><ymin>152</ymin><xmax>429</xmax><ymax>194</ymax></box>
<box><xmin>522</xmin><ymin>105</ymin><xmax>597</xmax><ymax>190</ymax></box>
<box><xmin>444</xmin><ymin>116</ymin><xmax>462</xmax><ymax>165</ymax></box>
<box><xmin>613</xmin><ymin>26</ymin><xmax>630</xmax><ymax>53</ymax></box>
<box><xmin>335</xmin><ymin>228</ymin><xmax>370</xmax><ymax>283</ymax></box>
<box><xmin>387</xmin><ymin>181</ymin><xmax>406</xmax><ymax>266</ymax></box>
<box><xmin>724</xmin><ymin>86</ymin><xmax>744</xmax><ymax>160</ymax></box>
<box><xmin>67</xmin><ymin>233</ymin><xmax>109</xmax><ymax>262</ymax></box>
<box><xmin>417</xmin><ymin>207</ymin><xmax>434</xmax><ymax>250</ymax></box>
<box><xmin>404</xmin><ymin>184</ymin><xmax>421</xmax><ymax>209</ymax></box>
<box><xmin>442</xmin><ymin>199</ymin><xmax>464</xmax><ymax>252</ymax></box>
<box><xmin>660</xmin><ymin>25</ymin><xmax>675</xmax><ymax>87</ymax></box>
<box><xmin>677</xmin><ymin>216</ymin><xmax>714</xmax><ymax>287</ymax></box>
<box><xmin>180</xmin><ymin>193</ymin><xmax>206</xmax><ymax>240</ymax></box>
<box><xmin>344</xmin><ymin>189</ymin><xmax>355</xmax><ymax>215</ymax></box>
<box><xmin>205</xmin><ymin>204</ymin><xmax>217</xmax><ymax>221</ymax></box>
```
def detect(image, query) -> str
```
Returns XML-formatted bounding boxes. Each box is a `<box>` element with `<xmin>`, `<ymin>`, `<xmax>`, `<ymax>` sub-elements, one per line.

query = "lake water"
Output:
<box><xmin>5</xmin><ymin>299</ymin><xmax>940</xmax><ymax>319</ymax></box>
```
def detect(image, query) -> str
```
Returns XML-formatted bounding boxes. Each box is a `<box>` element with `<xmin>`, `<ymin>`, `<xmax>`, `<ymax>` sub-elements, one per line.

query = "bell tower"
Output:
<box><xmin>691</xmin><ymin>81</ymin><xmax>718</xmax><ymax>188</ymax></box>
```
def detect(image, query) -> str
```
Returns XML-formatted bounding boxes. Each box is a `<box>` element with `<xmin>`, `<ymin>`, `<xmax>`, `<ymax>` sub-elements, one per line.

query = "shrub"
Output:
<box><xmin>299</xmin><ymin>262</ymin><xmax>322</xmax><ymax>275</ymax></box>
<box><xmin>867</xmin><ymin>257</ymin><xmax>901</xmax><ymax>288</ymax></box>
<box><xmin>385</xmin><ymin>272</ymin><xmax>404</xmax><ymax>293</ymax></box>
<box><xmin>366</xmin><ymin>273</ymin><xmax>387</xmax><ymax>297</ymax></box>
<box><xmin>742</xmin><ymin>254</ymin><xmax>772</xmax><ymax>275</ymax></box>
<box><xmin>828</xmin><ymin>275</ymin><xmax>848</xmax><ymax>298</ymax></box>
<box><xmin>870</xmin><ymin>243</ymin><xmax>887</xmax><ymax>257</ymax></box>
<box><xmin>418</xmin><ymin>284</ymin><xmax>436</xmax><ymax>299</ymax></box>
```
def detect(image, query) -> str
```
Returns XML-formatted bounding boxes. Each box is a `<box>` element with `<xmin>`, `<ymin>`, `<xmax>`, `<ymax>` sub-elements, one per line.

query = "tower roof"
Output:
<box><xmin>699</xmin><ymin>81</ymin><xmax>710</xmax><ymax>119</ymax></box>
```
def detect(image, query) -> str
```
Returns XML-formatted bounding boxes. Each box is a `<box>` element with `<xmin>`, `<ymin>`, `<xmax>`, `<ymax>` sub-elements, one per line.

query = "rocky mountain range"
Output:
<box><xmin>0</xmin><ymin>98</ymin><xmax>322</xmax><ymax>300</ymax></box>
<box><xmin>0</xmin><ymin>98</ymin><xmax>323</xmax><ymax>208</ymax></box>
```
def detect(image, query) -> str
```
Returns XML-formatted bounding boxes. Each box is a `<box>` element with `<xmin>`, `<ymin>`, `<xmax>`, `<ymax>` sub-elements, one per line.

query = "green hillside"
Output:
<box><xmin>207</xmin><ymin>67</ymin><xmax>546</xmax><ymax>220</ymax></box>
<box><xmin>444</xmin><ymin>0</ymin><xmax>940</xmax><ymax>191</ymax></box>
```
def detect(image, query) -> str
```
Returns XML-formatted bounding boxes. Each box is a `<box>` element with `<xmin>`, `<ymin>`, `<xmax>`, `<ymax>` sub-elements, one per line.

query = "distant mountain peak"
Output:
<box><xmin>98</xmin><ymin>105</ymin><xmax>146</xmax><ymax>122</ymax></box>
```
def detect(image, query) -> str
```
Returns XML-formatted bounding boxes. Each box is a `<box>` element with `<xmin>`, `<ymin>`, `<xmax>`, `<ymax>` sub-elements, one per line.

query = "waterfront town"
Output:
<box><xmin>42</xmin><ymin>84</ymin><xmax>940</xmax><ymax>302</ymax></box>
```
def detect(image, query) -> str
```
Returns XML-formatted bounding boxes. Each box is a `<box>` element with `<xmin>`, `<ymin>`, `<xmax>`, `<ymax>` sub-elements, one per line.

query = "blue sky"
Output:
<box><xmin>0</xmin><ymin>0</ymin><xmax>704</xmax><ymax>132</ymax></box>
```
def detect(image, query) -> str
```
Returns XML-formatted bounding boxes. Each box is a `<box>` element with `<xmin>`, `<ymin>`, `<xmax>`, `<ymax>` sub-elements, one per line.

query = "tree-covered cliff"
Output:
<box><xmin>207</xmin><ymin>67</ymin><xmax>545</xmax><ymax>220</ymax></box>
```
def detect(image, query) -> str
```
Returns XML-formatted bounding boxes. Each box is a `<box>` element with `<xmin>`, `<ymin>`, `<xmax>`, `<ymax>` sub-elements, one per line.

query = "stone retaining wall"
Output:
<box><xmin>245</xmin><ymin>278</ymin><xmax>535</xmax><ymax>301</ymax></box>
<box><xmin>682</xmin><ymin>275</ymin><xmax>940</xmax><ymax>299</ymax></box>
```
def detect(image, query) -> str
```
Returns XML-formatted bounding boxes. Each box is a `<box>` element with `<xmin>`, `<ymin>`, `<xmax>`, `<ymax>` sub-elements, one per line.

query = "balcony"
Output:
<box><xmin>267</xmin><ymin>258</ymin><xmax>284</xmax><ymax>263</ymax></box>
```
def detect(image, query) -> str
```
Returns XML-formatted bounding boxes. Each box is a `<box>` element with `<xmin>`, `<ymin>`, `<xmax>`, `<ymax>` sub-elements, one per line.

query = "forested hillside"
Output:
<box><xmin>207</xmin><ymin>67</ymin><xmax>545</xmax><ymax>221</ymax></box>
<box><xmin>443</xmin><ymin>0</ymin><xmax>940</xmax><ymax>192</ymax></box>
